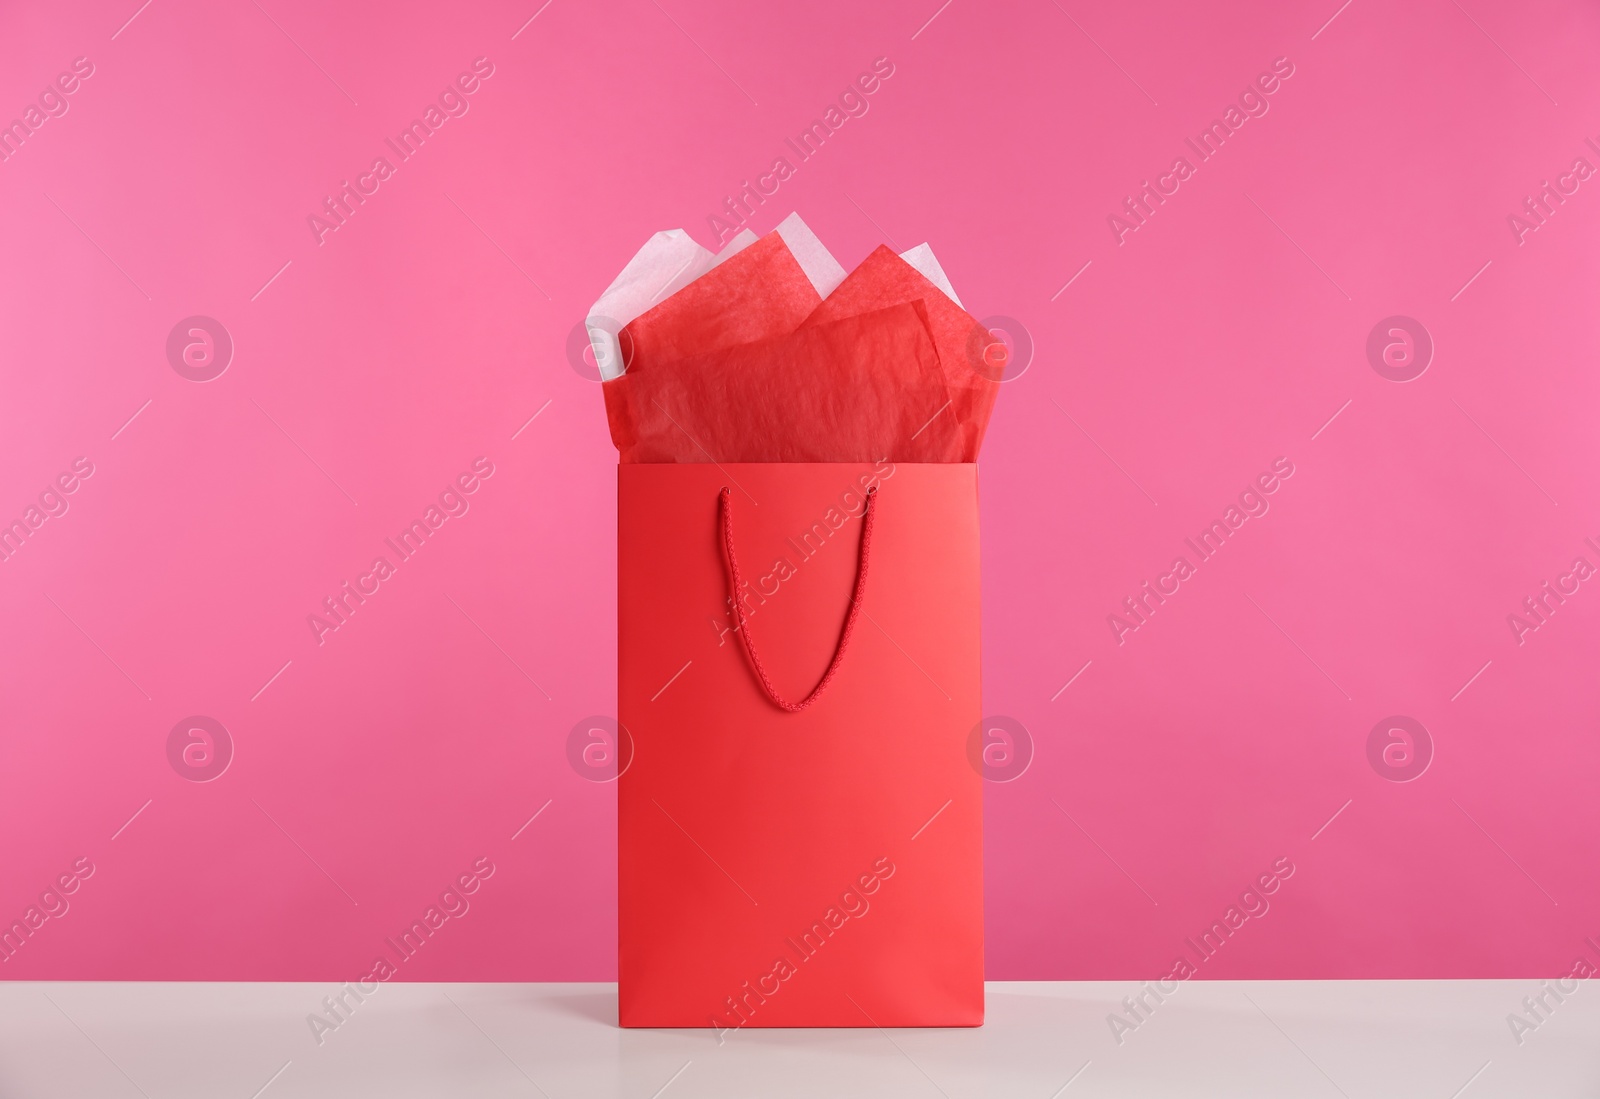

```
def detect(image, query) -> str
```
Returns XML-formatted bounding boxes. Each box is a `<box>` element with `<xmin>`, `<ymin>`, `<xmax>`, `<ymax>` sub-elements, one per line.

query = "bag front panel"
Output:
<box><xmin>618</xmin><ymin>462</ymin><xmax>983</xmax><ymax>1028</ymax></box>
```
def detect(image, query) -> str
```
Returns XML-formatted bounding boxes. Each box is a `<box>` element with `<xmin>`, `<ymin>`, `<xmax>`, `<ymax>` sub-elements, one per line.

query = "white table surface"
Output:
<box><xmin>1</xmin><ymin>980</ymin><xmax>1594</xmax><ymax>1097</ymax></box>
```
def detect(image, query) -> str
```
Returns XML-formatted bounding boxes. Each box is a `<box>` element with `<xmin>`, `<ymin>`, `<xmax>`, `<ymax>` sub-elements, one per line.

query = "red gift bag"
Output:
<box><xmin>617</xmin><ymin>461</ymin><xmax>984</xmax><ymax>1029</ymax></box>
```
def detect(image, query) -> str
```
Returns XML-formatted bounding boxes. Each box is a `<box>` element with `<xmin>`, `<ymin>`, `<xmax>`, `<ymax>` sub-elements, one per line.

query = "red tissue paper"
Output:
<box><xmin>592</xmin><ymin>217</ymin><xmax>1004</xmax><ymax>463</ymax></box>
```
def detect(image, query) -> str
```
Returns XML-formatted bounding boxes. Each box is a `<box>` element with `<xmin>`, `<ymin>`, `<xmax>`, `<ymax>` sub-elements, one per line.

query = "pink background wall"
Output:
<box><xmin>2</xmin><ymin>0</ymin><xmax>1598</xmax><ymax>981</ymax></box>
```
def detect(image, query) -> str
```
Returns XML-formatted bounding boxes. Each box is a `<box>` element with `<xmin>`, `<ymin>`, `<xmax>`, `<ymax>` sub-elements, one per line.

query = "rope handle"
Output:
<box><xmin>718</xmin><ymin>484</ymin><xmax>877</xmax><ymax>712</ymax></box>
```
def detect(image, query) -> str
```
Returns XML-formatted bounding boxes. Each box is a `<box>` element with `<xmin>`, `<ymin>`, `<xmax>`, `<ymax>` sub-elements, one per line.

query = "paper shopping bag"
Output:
<box><xmin>617</xmin><ymin>462</ymin><xmax>984</xmax><ymax>1028</ymax></box>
